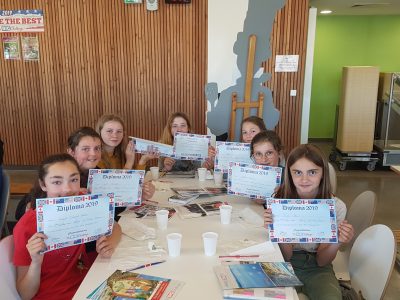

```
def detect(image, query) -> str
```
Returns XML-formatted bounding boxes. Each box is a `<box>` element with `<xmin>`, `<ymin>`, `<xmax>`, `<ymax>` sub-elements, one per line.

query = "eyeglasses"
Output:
<box><xmin>253</xmin><ymin>151</ymin><xmax>277</xmax><ymax>159</ymax></box>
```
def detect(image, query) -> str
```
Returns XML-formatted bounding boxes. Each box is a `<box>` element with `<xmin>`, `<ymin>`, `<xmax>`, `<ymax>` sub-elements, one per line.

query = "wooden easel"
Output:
<box><xmin>230</xmin><ymin>34</ymin><xmax>264</xmax><ymax>140</ymax></box>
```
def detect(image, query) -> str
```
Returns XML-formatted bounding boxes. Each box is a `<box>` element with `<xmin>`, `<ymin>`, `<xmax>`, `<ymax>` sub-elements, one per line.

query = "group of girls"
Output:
<box><xmin>12</xmin><ymin>112</ymin><xmax>353</xmax><ymax>300</ymax></box>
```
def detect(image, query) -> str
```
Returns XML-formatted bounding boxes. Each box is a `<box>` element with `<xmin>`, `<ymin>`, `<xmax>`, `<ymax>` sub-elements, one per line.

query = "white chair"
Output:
<box><xmin>0</xmin><ymin>170</ymin><xmax>10</xmax><ymax>236</ymax></box>
<box><xmin>0</xmin><ymin>235</ymin><xmax>21</xmax><ymax>299</ymax></box>
<box><xmin>328</xmin><ymin>162</ymin><xmax>337</xmax><ymax>194</ymax></box>
<box><xmin>333</xmin><ymin>190</ymin><xmax>377</xmax><ymax>280</ymax></box>
<box><xmin>349</xmin><ymin>224</ymin><xmax>396</xmax><ymax>300</ymax></box>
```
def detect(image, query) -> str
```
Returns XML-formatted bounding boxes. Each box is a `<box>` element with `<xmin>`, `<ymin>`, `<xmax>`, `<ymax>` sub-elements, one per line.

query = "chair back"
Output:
<box><xmin>346</xmin><ymin>190</ymin><xmax>377</xmax><ymax>248</ymax></box>
<box><xmin>349</xmin><ymin>224</ymin><xmax>396</xmax><ymax>300</ymax></box>
<box><xmin>0</xmin><ymin>235</ymin><xmax>21</xmax><ymax>299</ymax></box>
<box><xmin>0</xmin><ymin>170</ymin><xmax>10</xmax><ymax>235</ymax></box>
<box><xmin>328</xmin><ymin>162</ymin><xmax>337</xmax><ymax>194</ymax></box>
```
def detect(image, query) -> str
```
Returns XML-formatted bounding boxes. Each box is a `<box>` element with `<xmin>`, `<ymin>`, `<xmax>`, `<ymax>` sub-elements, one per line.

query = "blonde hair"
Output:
<box><xmin>159</xmin><ymin>112</ymin><xmax>192</xmax><ymax>145</ymax></box>
<box><xmin>95</xmin><ymin>114</ymin><xmax>127</xmax><ymax>168</ymax></box>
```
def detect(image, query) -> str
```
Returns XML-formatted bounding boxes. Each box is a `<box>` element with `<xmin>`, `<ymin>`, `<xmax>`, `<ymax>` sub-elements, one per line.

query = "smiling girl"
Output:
<box><xmin>240</xmin><ymin>116</ymin><xmax>267</xmax><ymax>143</ymax></box>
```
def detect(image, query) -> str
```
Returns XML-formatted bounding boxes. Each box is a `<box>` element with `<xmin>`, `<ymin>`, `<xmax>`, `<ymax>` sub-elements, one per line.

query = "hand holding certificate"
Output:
<box><xmin>266</xmin><ymin>199</ymin><xmax>338</xmax><ymax>243</ymax></box>
<box><xmin>214</xmin><ymin>142</ymin><xmax>253</xmax><ymax>173</ymax></box>
<box><xmin>227</xmin><ymin>162</ymin><xmax>282</xmax><ymax>199</ymax></box>
<box><xmin>87</xmin><ymin>169</ymin><xmax>144</xmax><ymax>207</ymax></box>
<box><xmin>36</xmin><ymin>194</ymin><xmax>114</xmax><ymax>252</ymax></box>
<box><xmin>172</xmin><ymin>132</ymin><xmax>211</xmax><ymax>160</ymax></box>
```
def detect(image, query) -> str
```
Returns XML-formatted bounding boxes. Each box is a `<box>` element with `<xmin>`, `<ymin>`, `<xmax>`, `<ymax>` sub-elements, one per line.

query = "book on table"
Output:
<box><xmin>87</xmin><ymin>270</ymin><xmax>184</xmax><ymax>300</ymax></box>
<box><xmin>121</xmin><ymin>204</ymin><xmax>176</xmax><ymax>219</ymax></box>
<box><xmin>214</xmin><ymin>261</ymin><xmax>302</xmax><ymax>290</ymax></box>
<box><xmin>223</xmin><ymin>286</ymin><xmax>292</xmax><ymax>300</ymax></box>
<box><xmin>171</xmin><ymin>186</ymin><xmax>227</xmax><ymax>197</ymax></box>
<box><xmin>168</xmin><ymin>193</ymin><xmax>199</xmax><ymax>205</ymax></box>
<box><xmin>175</xmin><ymin>200</ymin><xmax>228</xmax><ymax>218</ymax></box>
<box><xmin>164</xmin><ymin>170</ymin><xmax>196</xmax><ymax>178</ymax></box>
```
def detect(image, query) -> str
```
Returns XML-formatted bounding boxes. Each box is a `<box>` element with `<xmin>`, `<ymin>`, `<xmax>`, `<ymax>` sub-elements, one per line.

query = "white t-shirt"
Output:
<box><xmin>292</xmin><ymin>197</ymin><xmax>347</xmax><ymax>253</ymax></box>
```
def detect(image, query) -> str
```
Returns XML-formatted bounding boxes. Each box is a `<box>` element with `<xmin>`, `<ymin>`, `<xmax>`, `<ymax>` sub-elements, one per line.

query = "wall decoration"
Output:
<box><xmin>21</xmin><ymin>36</ymin><xmax>39</xmax><ymax>61</ymax></box>
<box><xmin>147</xmin><ymin>0</ymin><xmax>158</xmax><ymax>11</ymax></box>
<box><xmin>165</xmin><ymin>0</ymin><xmax>191</xmax><ymax>4</ymax></box>
<box><xmin>275</xmin><ymin>55</ymin><xmax>299</xmax><ymax>73</ymax></box>
<box><xmin>0</xmin><ymin>10</ymin><xmax>44</xmax><ymax>33</ymax></box>
<box><xmin>124</xmin><ymin>0</ymin><xmax>142</xmax><ymax>3</ymax></box>
<box><xmin>3</xmin><ymin>36</ymin><xmax>20</xmax><ymax>60</ymax></box>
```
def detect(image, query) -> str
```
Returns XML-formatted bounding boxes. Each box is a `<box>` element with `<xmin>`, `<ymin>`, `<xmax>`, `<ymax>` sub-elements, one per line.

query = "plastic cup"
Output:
<box><xmin>202</xmin><ymin>232</ymin><xmax>218</xmax><ymax>256</ymax></box>
<box><xmin>156</xmin><ymin>209</ymin><xmax>169</xmax><ymax>230</ymax></box>
<box><xmin>167</xmin><ymin>233</ymin><xmax>182</xmax><ymax>257</ymax></box>
<box><xmin>219</xmin><ymin>205</ymin><xmax>232</xmax><ymax>225</ymax></box>
<box><xmin>150</xmin><ymin>166</ymin><xmax>160</xmax><ymax>180</ymax></box>
<box><xmin>214</xmin><ymin>171</ymin><xmax>224</xmax><ymax>186</ymax></box>
<box><xmin>198</xmin><ymin>168</ymin><xmax>207</xmax><ymax>181</ymax></box>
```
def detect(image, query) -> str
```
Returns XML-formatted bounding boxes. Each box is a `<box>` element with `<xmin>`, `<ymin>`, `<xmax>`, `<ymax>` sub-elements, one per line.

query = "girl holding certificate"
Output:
<box><xmin>13</xmin><ymin>154</ymin><xmax>121</xmax><ymax>300</ymax></box>
<box><xmin>250</xmin><ymin>131</ymin><xmax>283</xmax><ymax>168</ymax></box>
<box><xmin>240</xmin><ymin>116</ymin><xmax>267</xmax><ymax>143</ymax></box>
<box><xmin>264</xmin><ymin>144</ymin><xmax>354</xmax><ymax>300</ymax></box>
<box><xmin>159</xmin><ymin>112</ymin><xmax>215</xmax><ymax>172</ymax></box>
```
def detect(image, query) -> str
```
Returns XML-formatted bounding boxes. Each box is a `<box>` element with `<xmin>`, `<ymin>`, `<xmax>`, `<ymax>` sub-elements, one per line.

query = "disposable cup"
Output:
<box><xmin>202</xmin><ymin>232</ymin><xmax>218</xmax><ymax>256</ymax></box>
<box><xmin>219</xmin><ymin>205</ymin><xmax>232</xmax><ymax>225</ymax></box>
<box><xmin>198</xmin><ymin>168</ymin><xmax>207</xmax><ymax>181</ymax></box>
<box><xmin>156</xmin><ymin>209</ymin><xmax>169</xmax><ymax>230</ymax></box>
<box><xmin>214</xmin><ymin>172</ymin><xmax>224</xmax><ymax>186</ymax></box>
<box><xmin>167</xmin><ymin>233</ymin><xmax>182</xmax><ymax>257</ymax></box>
<box><xmin>150</xmin><ymin>166</ymin><xmax>160</xmax><ymax>180</ymax></box>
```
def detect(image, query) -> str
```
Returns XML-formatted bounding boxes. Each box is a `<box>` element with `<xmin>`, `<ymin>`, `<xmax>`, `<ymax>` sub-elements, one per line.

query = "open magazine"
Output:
<box><xmin>175</xmin><ymin>200</ymin><xmax>228</xmax><ymax>218</ymax></box>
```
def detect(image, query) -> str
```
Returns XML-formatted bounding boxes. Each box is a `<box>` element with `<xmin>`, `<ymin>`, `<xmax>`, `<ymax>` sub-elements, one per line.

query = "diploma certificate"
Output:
<box><xmin>36</xmin><ymin>194</ymin><xmax>114</xmax><ymax>252</ymax></box>
<box><xmin>131</xmin><ymin>137</ymin><xmax>174</xmax><ymax>157</ymax></box>
<box><xmin>227</xmin><ymin>162</ymin><xmax>282</xmax><ymax>199</ymax></box>
<box><xmin>266</xmin><ymin>199</ymin><xmax>338</xmax><ymax>243</ymax></box>
<box><xmin>172</xmin><ymin>132</ymin><xmax>211</xmax><ymax>160</ymax></box>
<box><xmin>87</xmin><ymin>169</ymin><xmax>144</xmax><ymax>207</ymax></box>
<box><xmin>214</xmin><ymin>142</ymin><xmax>253</xmax><ymax>173</ymax></box>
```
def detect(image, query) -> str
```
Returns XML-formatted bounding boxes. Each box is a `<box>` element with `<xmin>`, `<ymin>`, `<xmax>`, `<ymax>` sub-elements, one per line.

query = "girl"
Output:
<box><xmin>159</xmin><ymin>112</ymin><xmax>214</xmax><ymax>172</ymax></box>
<box><xmin>250</xmin><ymin>130</ymin><xmax>283</xmax><ymax>167</ymax></box>
<box><xmin>13</xmin><ymin>154</ymin><xmax>120</xmax><ymax>300</ymax></box>
<box><xmin>96</xmin><ymin>114</ymin><xmax>148</xmax><ymax>170</ymax></box>
<box><xmin>264</xmin><ymin>144</ymin><xmax>354</xmax><ymax>300</ymax></box>
<box><xmin>240</xmin><ymin>116</ymin><xmax>267</xmax><ymax>143</ymax></box>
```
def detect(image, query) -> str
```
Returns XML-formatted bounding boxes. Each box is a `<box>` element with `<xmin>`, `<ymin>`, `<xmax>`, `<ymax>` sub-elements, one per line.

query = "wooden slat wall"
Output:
<box><xmin>264</xmin><ymin>0</ymin><xmax>309</xmax><ymax>155</ymax></box>
<box><xmin>0</xmin><ymin>0</ymin><xmax>308</xmax><ymax>165</ymax></box>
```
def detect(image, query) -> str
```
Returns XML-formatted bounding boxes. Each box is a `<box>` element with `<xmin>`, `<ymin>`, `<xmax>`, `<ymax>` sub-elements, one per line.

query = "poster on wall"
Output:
<box><xmin>21</xmin><ymin>36</ymin><xmax>39</xmax><ymax>61</ymax></box>
<box><xmin>3</xmin><ymin>36</ymin><xmax>20</xmax><ymax>60</ymax></box>
<box><xmin>275</xmin><ymin>55</ymin><xmax>299</xmax><ymax>72</ymax></box>
<box><xmin>124</xmin><ymin>0</ymin><xmax>142</xmax><ymax>3</ymax></box>
<box><xmin>0</xmin><ymin>10</ymin><xmax>44</xmax><ymax>33</ymax></box>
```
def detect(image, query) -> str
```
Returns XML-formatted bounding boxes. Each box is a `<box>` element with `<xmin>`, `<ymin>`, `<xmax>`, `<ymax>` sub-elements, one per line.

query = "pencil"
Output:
<box><xmin>126</xmin><ymin>260</ymin><xmax>166</xmax><ymax>271</ymax></box>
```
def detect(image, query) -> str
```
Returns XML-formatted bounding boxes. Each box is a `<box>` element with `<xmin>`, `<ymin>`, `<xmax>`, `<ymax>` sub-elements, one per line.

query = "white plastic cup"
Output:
<box><xmin>214</xmin><ymin>171</ymin><xmax>224</xmax><ymax>186</ymax></box>
<box><xmin>202</xmin><ymin>232</ymin><xmax>218</xmax><ymax>256</ymax></box>
<box><xmin>198</xmin><ymin>167</ymin><xmax>207</xmax><ymax>181</ymax></box>
<box><xmin>150</xmin><ymin>166</ymin><xmax>160</xmax><ymax>180</ymax></box>
<box><xmin>156</xmin><ymin>209</ymin><xmax>169</xmax><ymax>230</ymax></box>
<box><xmin>219</xmin><ymin>205</ymin><xmax>232</xmax><ymax>225</ymax></box>
<box><xmin>167</xmin><ymin>233</ymin><xmax>182</xmax><ymax>257</ymax></box>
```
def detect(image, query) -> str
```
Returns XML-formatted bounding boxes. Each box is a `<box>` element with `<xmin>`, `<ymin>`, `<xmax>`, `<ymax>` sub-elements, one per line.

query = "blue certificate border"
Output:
<box><xmin>214</xmin><ymin>142</ymin><xmax>251</xmax><ymax>173</ymax></box>
<box><xmin>87</xmin><ymin>169</ymin><xmax>144</xmax><ymax>207</ymax></box>
<box><xmin>172</xmin><ymin>132</ymin><xmax>211</xmax><ymax>161</ymax></box>
<box><xmin>227</xmin><ymin>162</ymin><xmax>282</xmax><ymax>199</ymax></box>
<box><xmin>266</xmin><ymin>198</ymin><xmax>338</xmax><ymax>243</ymax></box>
<box><xmin>36</xmin><ymin>193</ymin><xmax>114</xmax><ymax>252</ymax></box>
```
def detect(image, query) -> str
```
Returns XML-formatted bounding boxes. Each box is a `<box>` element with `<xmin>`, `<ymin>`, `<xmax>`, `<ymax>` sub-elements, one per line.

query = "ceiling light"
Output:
<box><xmin>320</xmin><ymin>10</ymin><xmax>332</xmax><ymax>14</ymax></box>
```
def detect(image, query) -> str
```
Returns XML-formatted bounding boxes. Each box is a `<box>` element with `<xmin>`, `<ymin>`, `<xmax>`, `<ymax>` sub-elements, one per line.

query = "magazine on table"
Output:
<box><xmin>171</xmin><ymin>187</ymin><xmax>227</xmax><ymax>197</ymax></box>
<box><xmin>175</xmin><ymin>200</ymin><xmax>228</xmax><ymax>218</ymax></box>
<box><xmin>120</xmin><ymin>203</ymin><xmax>176</xmax><ymax>219</ymax></box>
<box><xmin>223</xmin><ymin>286</ymin><xmax>292</xmax><ymax>300</ymax></box>
<box><xmin>168</xmin><ymin>193</ymin><xmax>200</xmax><ymax>205</ymax></box>
<box><xmin>164</xmin><ymin>170</ymin><xmax>196</xmax><ymax>178</ymax></box>
<box><xmin>87</xmin><ymin>270</ymin><xmax>184</xmax><ymax>300</ymax></box>
<box><xmin>214</xmin><ymin>261</ymin><xmax>302</xmax><ymax>289</ymax></box>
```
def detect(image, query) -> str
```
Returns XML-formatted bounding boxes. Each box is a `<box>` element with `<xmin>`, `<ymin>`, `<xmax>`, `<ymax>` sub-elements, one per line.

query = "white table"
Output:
<box><xmin>73</xmin><ymin>176</ymin><xmax>299</xmax><ymax>300</ymax></box>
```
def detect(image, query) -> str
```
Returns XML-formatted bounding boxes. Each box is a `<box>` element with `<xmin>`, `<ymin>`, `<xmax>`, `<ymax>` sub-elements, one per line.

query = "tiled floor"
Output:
<box><xmin>3</xmin><ymin>143</ymin><xmax>400</xmax><ymax>298</ymax></box>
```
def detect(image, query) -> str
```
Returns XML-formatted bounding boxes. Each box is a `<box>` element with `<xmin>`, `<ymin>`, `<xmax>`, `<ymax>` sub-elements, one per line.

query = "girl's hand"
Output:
<box><xmin>139</xmin><ymin>145</ymin><xmax>160</xmax><ymax>165</ymax></box>
<box><xmin>26</xmin><ymin>232</ymin><xmax>47</xmax><ymax>265</ymax></box>
<box><xmin>125</xmin><ymin>141</ymin><xmax>136</xmax><ymax>167</ymax></box>
<box><xmin>264</xmin><ymin>208</ymin><xmax>273</xmax><ymax>227</ymax></box>
<box><xmin>338</xmin><ymin>220</ymin><xmax>354</xmax><ymax>244</ymax></box>
<box><xmin>79</xmin><ymin>187</ymin><xmax>88</xmax><ymax>194</ymax></box>
<box><xmin>208</xmin><ymin>146</ymin><xmax>216</xmax><ymax>159</ymax></box>
<box><xmin>163</xmin><ymin>157</ymin><xmax>176</xmax><ymax>171</ymax></box>
<box><xmin>96</xmin><ymin>236</ymin><xmax>116</xmax><ymax>258</ymax></box>
<box><xmin>142</xmin><ymin>182</ymin><xmax>156</xmax><ymax>200</ymax></box>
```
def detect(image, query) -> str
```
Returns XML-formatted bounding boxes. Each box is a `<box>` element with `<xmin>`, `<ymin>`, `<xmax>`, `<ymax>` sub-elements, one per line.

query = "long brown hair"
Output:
<box><xmin>95</xmin><ymin>114</ymin><xmax>127</xmax><ymax>168</ymax></box>
<box><xmin>30</xmin><ymin>153</ymin><xmax>80</xmax><ymax>209</ymax></box>
<box><xmin>240</xmin><ymin>116</ymin><xmax>267</xmax><ymax>142</ymax></box>
<box><xmin>250</xmin><ymin>130</ymin><xmax>283</xmax><ymax>156</ymax></box>
<box><xmin>159</xmin><ymin>112</ymin><xmax>192</xmax><ymax>145</ymax></box>
<box><xmin>275</xmin><ymin>144</ymin><xmax>331</xmax><ymax>199</ymax></box>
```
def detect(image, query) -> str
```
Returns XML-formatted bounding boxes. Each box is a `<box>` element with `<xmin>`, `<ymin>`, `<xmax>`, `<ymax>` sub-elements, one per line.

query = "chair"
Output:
<box><xmin>0</xmin><ymin>235</ymin><xmax>21</xmax><ymax>299</ymax></box>
<box><xmin>349</xmin><ymin>224</ymin><xmax>396</xmax><ymax>300</ymax></box>
<box><xmin>0</xmin><ymin>170</ymin><xmax>10</xmax><ymax>236</ymax></box>
<box><xmin>333</xmin><ymin>190</ymin><xmax>377</xmax><ymax>280</ymax></box>
<box><xmin>328</xmin><ymin>162</ymin><xmax>337</xmax><ymax>194</ymax></box>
